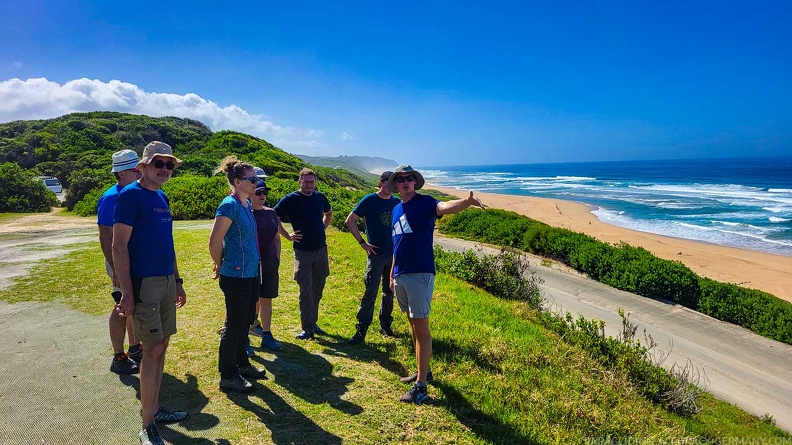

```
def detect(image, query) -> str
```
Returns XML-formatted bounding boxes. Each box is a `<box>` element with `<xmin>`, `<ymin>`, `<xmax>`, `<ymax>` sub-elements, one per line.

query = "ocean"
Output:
<box><xmin>422</xmin><ymin>156</ymin><xmax>792</xmax><ymax>257</ymax></box>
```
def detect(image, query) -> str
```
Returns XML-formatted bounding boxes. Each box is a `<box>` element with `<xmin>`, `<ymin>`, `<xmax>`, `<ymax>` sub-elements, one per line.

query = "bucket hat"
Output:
<box><xmin>386</xmin><ymin>164</ymin><xmax>425</xmax><ymax>193</ymax></box>
<box><xmin>137</xmin><ymin>141</ymin><xmax>183</xmax><ymax>169</ymax></box>
<box><xmin>111</xmin><ymin>149</ymin><xmax>140</xmax><ymax>172</ymax></box>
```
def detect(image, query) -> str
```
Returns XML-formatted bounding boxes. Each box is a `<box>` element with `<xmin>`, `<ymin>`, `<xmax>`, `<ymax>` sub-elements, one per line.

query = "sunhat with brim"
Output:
<box><xmin>137</xmin><ymin>141</ymin><xmax>183</xmax><ymax>169</ymax></box>
<box><xmin>255</xmin><ymin>178</ymin><xmax>272</xmax><ymax>191</ymax></box>
<box><xmin>111</xmin><ymin>149</ymin><xmax>140</xmax><ymax>172</ymax></box>
<box><xmin>387</xmin><ymin>164</ymin><xmax>425</xmax><ymax>193</ymax></box>
<box><xmin>254</xmin><ymin>166</ymin><xmax>268</xmax><ymax>178</ymax></box>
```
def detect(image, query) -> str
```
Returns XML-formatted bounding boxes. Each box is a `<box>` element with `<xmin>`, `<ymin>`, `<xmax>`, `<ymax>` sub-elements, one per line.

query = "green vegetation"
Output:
<box><xmin>0</xmin><ymin>162</ymin><xmax>59</xmax><ymax>212</ymax></box>
<box><xmin>437</xmin><ymin>208</ymin><xmax>792</xmax><ymax>345</ymax></box>
<box><xmin>1</xmin><ymin>113</ymin><xmax>376</xmax><ymax>227</ymax></box>
<box><xmin>0</xmin><ymin>222</ymin><xmax>787</xmax><ymax>443</ymax></box>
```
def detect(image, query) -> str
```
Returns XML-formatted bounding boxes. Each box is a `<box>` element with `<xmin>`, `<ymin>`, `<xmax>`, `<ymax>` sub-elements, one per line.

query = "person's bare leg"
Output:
<box><xmin>260</xmin><ymin>298</ymin><xmax>273</xmax><ymax>331</ymax></box>
<box><xmin>409</xmin><ymin>317</ymin><xmax>431</xmax><ymax>382</ymax></box>
<box><xmin>109</xmin><ymin>310</ymin><xmax>126</xmax><ymax>354</ymax></box>
<box><xmin>140</xmin><ymin>338</ymin><xmax>166</xmax><ymax>428</ymax></box>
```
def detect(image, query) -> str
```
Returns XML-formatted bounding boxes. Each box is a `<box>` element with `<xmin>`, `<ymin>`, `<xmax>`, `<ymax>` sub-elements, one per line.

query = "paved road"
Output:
<box><xmin>435</xmin><ymin>236</ymin><xmax>792</xmax><ymax>433</ymax></box>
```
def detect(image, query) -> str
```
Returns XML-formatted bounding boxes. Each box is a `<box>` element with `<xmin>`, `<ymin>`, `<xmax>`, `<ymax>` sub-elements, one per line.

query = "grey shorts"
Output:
<box><xmin>105</xmin><ymin>260</ymin><xmax>120</xmax><ymax>293</ymax></box>
<box><xmin>393</xmin><ymin>273</ymin><xmax>435</xmax><ymax>319</ymax></box>
<box><xmin>131</xmin><ymin>275</ymin><xmax>178</xmax><ymax>343</ymax></box>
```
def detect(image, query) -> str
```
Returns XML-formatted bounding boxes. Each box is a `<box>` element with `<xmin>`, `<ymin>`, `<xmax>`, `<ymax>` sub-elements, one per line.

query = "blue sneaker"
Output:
<box><xmin>261</xmin><ymin>333</ymin><xmax>282</xmax><ymax>351</ymax></box>
<box><xmin>400</xmin><ymin>383</ymin><xmax>429</xmax><ymax>404</ymax></box>
<box><xmin>249</xmin><ymin>325</ymin><xmax>264</xmax><ymax>337</ymax></box>
<box><xmin>246</xmin><ymin>338</ymin><xmax>255</xmax><ymax>357</ymax></box>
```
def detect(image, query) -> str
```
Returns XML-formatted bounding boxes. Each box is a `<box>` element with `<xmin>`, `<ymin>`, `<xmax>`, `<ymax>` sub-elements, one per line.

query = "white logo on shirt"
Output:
<box><xmin>392</xmin><ymin>214</ymin><xmax>412</xmax><ymax>236</ymax></box>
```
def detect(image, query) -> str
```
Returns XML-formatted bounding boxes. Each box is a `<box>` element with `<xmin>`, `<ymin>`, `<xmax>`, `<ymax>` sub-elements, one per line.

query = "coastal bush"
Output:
<box><xmin>437</xmin><ymin>210</ymin><xmax>792</xmax><ymax>345</ymax></box>
<box><xmin>434</xmin><ymin>245</ymin><xmax>544</xmax><ymax>309</ymax></box>
<box><xmin>0</xmin><ymin>162</ymin><xmax>59</xmax><ymax>212</ymax></box>
<box><xmin>63</xmin><ymin>167</ymin><xmax>113</xmax><ymax>210</ymax></box>
<box><xmin>433</xmin><ymin>245</ymin><xmax>700</xmax><ymax>416</ymax></box>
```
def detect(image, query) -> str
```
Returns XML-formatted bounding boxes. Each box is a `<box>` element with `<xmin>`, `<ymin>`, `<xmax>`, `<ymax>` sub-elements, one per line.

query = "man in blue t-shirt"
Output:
<box><xmin>97</xmin><ymin>149</ymin><xmax>142</xmax><ymax>375</ymax></box>
<box><xmin>273</xmin><ymin>168</ymin><xmax>333</xmax><ymax>340</ymax></box>
<box><xmin>387</xmin><ymin>164</ymin><xmax>484</xmax><ymax>405</ymax></box>
<box><xmin>112</xmin><ymin>141</ymin><xmax>188</xmax><ymax>445</ymax></box>
<box><xmin>345</xmin><ymin>171</ymin><xmax>400</xmax><ymax>345</ymax></box>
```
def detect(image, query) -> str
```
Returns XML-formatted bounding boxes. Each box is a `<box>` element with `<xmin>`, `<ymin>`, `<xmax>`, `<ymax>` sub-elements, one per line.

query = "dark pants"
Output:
<box><xmin>294</xmin><ymin>246</ymin><xmax>330</xmax><ymax>332</ymax></box>
<box><xmin>218</xmin><ymin>275</ymin><xmax>258</xmax><ymax>379</ymax></box>
<box><xmin>356</xmin><ymin>253</ymin><xmax>394</xmax><ymax>328</ymax></box>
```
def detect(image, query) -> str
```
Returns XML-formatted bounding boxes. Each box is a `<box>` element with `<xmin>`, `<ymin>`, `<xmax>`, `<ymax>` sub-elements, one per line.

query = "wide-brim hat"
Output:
<box><xmin>111</xmin><ymin>149</ymin><xmax>140</xmax><ymax>172</ymax></box>
<box><xmin>387</xmin><ymin>164</ymin><xmax>425</xmax><ymax>193</ymax></box>
<box><xmin>137</xmin><ymin>141</ymin><xmax>183</xmax><ymax>169</ymax></box>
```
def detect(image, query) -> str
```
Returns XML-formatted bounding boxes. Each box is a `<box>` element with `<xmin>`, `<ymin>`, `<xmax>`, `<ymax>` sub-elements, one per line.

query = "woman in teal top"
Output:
<box><xmin>209</xmin><ymin>156</ymin><xmax>267</xmax><ymax>394</ymax></box>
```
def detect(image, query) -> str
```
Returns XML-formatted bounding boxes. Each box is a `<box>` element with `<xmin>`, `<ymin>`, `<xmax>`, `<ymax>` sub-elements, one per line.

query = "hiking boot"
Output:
<box><xmin>379</xmin><ymin>325</ymin><xmax>397</xmax><ymax>337</ymax></box>
<box><xmin>238</xmin><ymin>365</ymin><xmax>267</xmax><ymax>380</ymax></box>
<box><xmin>313</xmin><ymin>324</ymin><xmax>327</xmax><ymax>335</ymax></box>
<box><xmin>128</xmin><ymin>346</ymin><xmax>143</xmax><ymax>363</ymax></box>
<box><xmin>219</xmin><ymin>375</ymin><xmax>254</xmax><ymax>394</ymax></box>
<box><xmin>139</xmin><ymin>422</ymin><xmax>164</xmax><ymax>445</ymax></box>
<box><xmin>400</xmin><ymin>370</ymin><xmax>433</xmax><ymax>384</ymax></box>
<box><xmin>295</xmin><ymin>330</ymin><xmax>314</xmax><ymax>340</ymax></box>
<box><xmin>260</xmin><ymin>333</ymin><xmax>282</xmax><ymax>351</ymax></box>
<box><xmin>249</xmin><ymin>324</ymin><xmax>264</xmax><ymax>337</ymax></box>
<box><xmin>348</xmin><ymin>324</ymin><xmax>368</xmax><ymax>345</ymax></box>
<box><xmin>111</xmin><ymin>353</ymin><xmax>139</xmax><ymax>375</ymax></box>
<box><xmin>400</xmin><ymin>383</ymin><xmax>429</xmax><ymax>405</ymax></box>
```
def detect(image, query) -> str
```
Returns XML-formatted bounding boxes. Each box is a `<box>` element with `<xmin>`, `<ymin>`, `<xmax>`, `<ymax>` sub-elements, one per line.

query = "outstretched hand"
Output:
<box><xmin>468</xmin><ymin>191</ymin><xmax>485</xmax><ymax>209</ymax></box>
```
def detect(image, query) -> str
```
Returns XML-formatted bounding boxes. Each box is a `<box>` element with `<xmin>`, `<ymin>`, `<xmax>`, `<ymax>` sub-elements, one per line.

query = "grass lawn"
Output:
<box><xmin>1</xmin><ymin>219</ymin><xmax>789</xmax><ymax>444</ymax></box>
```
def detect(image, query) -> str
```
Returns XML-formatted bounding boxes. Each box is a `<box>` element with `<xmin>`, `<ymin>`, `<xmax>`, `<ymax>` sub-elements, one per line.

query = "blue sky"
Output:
<box><xmin>1</xmin><ymin>0</ymin><xmax>790</xmax><ymax>166</ymax></box>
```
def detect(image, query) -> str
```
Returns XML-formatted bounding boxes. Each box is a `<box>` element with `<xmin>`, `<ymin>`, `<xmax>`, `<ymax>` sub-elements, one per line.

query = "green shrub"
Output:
<box><xmin>437</xmin><ymin>209</ymin><xmax>792</xmax><ymax>345</ymax></box>
<box><xmin>0</xmin><ymin>162</ymin><xmax>59</xmax><ymax>212</ymax></box>
<box><xmin>64</xmin><ymin>167</ymin><xmax>113</xmax><ymax>210</ymax></box>
<box><xmin>162</xmin><ymin>175</ymin><xmax>231</xmax><ymax>220</ymax></box>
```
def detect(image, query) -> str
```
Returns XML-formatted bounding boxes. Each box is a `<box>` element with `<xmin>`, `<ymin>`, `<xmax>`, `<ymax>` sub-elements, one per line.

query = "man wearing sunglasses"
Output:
<box><xmin>98</xmin><ymin>149</ymin><xmax>143</xmax><ymax>375</ymax></box>
<box><xmin>112</xmin><ymin>141</ymin><xmax>188</xmax><ymax>445</ymax></box>
<box><xmin>273</xmin><ymin>168</ymin><xmax>332</xmax><ymax>340</ymax></box>
<box><xmin>387</xmin><ymin>164</ymin><xmax>484</xmax><ymax>405</ymax></box>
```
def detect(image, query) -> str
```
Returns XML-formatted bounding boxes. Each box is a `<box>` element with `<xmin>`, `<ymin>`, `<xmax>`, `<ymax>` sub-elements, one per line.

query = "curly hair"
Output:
<box><xmin>215</xmin><ymin>156</ymin><xmax>254</xmax><ymax>187</ymax></box>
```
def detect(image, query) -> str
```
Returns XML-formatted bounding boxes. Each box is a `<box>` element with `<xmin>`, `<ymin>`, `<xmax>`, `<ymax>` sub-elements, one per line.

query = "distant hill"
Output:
<box><xmin>297</xmin><ymin>154</ymin><xmax>399</xmax><ymax>182</ymax></box>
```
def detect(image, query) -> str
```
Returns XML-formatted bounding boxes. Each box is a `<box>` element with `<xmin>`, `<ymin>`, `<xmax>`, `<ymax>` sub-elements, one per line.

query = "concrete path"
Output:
<box><xmin>435</xmin><ymin>236</ymin><xmax>792</xmax><ymax>433</ymax></box>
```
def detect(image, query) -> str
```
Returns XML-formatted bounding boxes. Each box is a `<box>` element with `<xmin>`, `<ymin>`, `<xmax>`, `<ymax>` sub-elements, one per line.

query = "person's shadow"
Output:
<box><xmin>252</xmin><ymin>339</ymin><xmax>363</xmax><ymax>416</ymax></box>
<box><xmin>313</xmin><ymin>332</ymin><xmax>408</xmax><ymax>387</ymax></box>
<box><xmin>224</xmin><ymin>384</ymin><xmax>343</xmax><ymax>444</ymax></box>
<box><xmin>119</xmin><ymin>372</ymin><xmax>220</xmax><ymax>444</ymax></box>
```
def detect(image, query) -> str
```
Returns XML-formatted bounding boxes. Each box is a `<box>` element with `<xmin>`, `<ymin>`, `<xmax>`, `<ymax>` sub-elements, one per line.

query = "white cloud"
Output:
<box><xmin>340</xmin><ymin>132</ymin><xmax>355</xmax><ymax>141</ymax></box>
<box><xmin>0</xmin><ymin>77</ymin><xmax>325</xmax><ymax>151</ymax></box>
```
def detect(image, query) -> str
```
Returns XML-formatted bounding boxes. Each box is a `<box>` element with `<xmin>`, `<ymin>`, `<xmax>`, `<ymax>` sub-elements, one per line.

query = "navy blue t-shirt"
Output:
<box><xmin>352</xmin><ymin>192</ymin><xmax>400</xmax><ymax>256</ymax></box>
<box><xmin>273</xmin><ymin>191</ymin><xmax>331</xmax><ymax>251</ymax></box>
<box><xmin>114</xmin><ymin>182</ymin><xmax>175</xmax><ymax>278</ymax></box>
<box><xmin>391</xmin><ymin>193</ymin><xmax>439</xmax><ymax>276</ymax></box>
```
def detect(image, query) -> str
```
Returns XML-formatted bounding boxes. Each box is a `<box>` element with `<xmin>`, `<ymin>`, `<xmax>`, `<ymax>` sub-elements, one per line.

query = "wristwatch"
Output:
<box><xmin>358</xmin><ymin>238</ymin><xmax>366</xmax><ymax>244</ymax></box>
<box><xmin>175</xmin><ymin>277</ymin><xmax>184</xmax><ymax>284</ymax></box>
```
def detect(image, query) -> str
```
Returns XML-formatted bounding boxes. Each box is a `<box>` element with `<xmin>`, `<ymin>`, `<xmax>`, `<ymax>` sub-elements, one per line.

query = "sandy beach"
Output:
<box><xmin>429</xmin><ymin>185</ymin><xmax>792</xmax><ymax>303</ymax></box>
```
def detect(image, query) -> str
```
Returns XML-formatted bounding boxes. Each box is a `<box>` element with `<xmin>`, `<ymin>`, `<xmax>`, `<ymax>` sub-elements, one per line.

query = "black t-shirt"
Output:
<box><xmin>273</xmin><ymin>191</ymin><xmax>331</xmax><ymax>251</ymax></box>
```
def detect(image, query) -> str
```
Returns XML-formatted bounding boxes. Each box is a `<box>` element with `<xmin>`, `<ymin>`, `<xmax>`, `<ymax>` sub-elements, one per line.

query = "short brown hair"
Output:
<box><xmin>299</xmin><ymin>168</ymin><xmax>316</xmax><ymax>180</ymax></box>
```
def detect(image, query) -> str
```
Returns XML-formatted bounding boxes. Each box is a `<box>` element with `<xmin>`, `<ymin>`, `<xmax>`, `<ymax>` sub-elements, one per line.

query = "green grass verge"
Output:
<box><xmin>0</xmin><ymin>221</ymin><xmax>788</xmax><ymax>443</ymax></box>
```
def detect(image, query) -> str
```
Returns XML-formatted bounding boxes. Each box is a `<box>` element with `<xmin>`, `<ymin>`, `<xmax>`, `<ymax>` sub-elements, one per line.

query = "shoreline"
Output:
<box><xmin>429</xmin><ymin>184</ymin><xmax>792</xmax><ymax>303</ymax></box>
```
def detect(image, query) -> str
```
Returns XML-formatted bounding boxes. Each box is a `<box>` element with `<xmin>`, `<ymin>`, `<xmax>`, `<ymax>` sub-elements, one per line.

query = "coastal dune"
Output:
<box><xmin>430</xmin><ymin>185</ymin><xmax>792</xmax><ymax>303</ymax></box>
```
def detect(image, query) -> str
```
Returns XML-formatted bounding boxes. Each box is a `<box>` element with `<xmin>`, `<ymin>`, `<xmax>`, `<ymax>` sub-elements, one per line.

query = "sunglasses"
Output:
<box><xmin>254</xmin><ymin>189</ymin><xmax>269</xmax><ymax>196</ymax></box>
<box><xmin>239</xmin><ymin>176</ymin><xmax>258</xmax><ymax>184</ymax></box>
<box><xmin>152</xmin><ymin>160</ymin><xmax>176</xmax><ymax>170</ymax></box>
<box><xmin>394</xmin><ymin>174</ymin><xmax>416</xmax><ymax>183</ymax></box>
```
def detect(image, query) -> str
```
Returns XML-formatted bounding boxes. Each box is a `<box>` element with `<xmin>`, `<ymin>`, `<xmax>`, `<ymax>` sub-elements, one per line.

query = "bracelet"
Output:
<box><xmin>358</xmin><ymin>239</ymin><xmax>366</xmax><ymax>244</ymax></box>
<box><xmin>175</xmin><ymin>277</ymin><xmax>184</xmax><ymax>284</ymax></box>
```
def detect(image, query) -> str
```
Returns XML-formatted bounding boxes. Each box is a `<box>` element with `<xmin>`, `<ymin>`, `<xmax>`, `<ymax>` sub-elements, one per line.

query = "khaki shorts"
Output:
<box><xmin>393</xmin><ymin>273</ymin><xmax>435</xmax><ymax>319</ymax></box>
<box><xmin>131</xmin><ymin>275</ymin><xmax>178</xmax><ymax>343</ymax></box>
